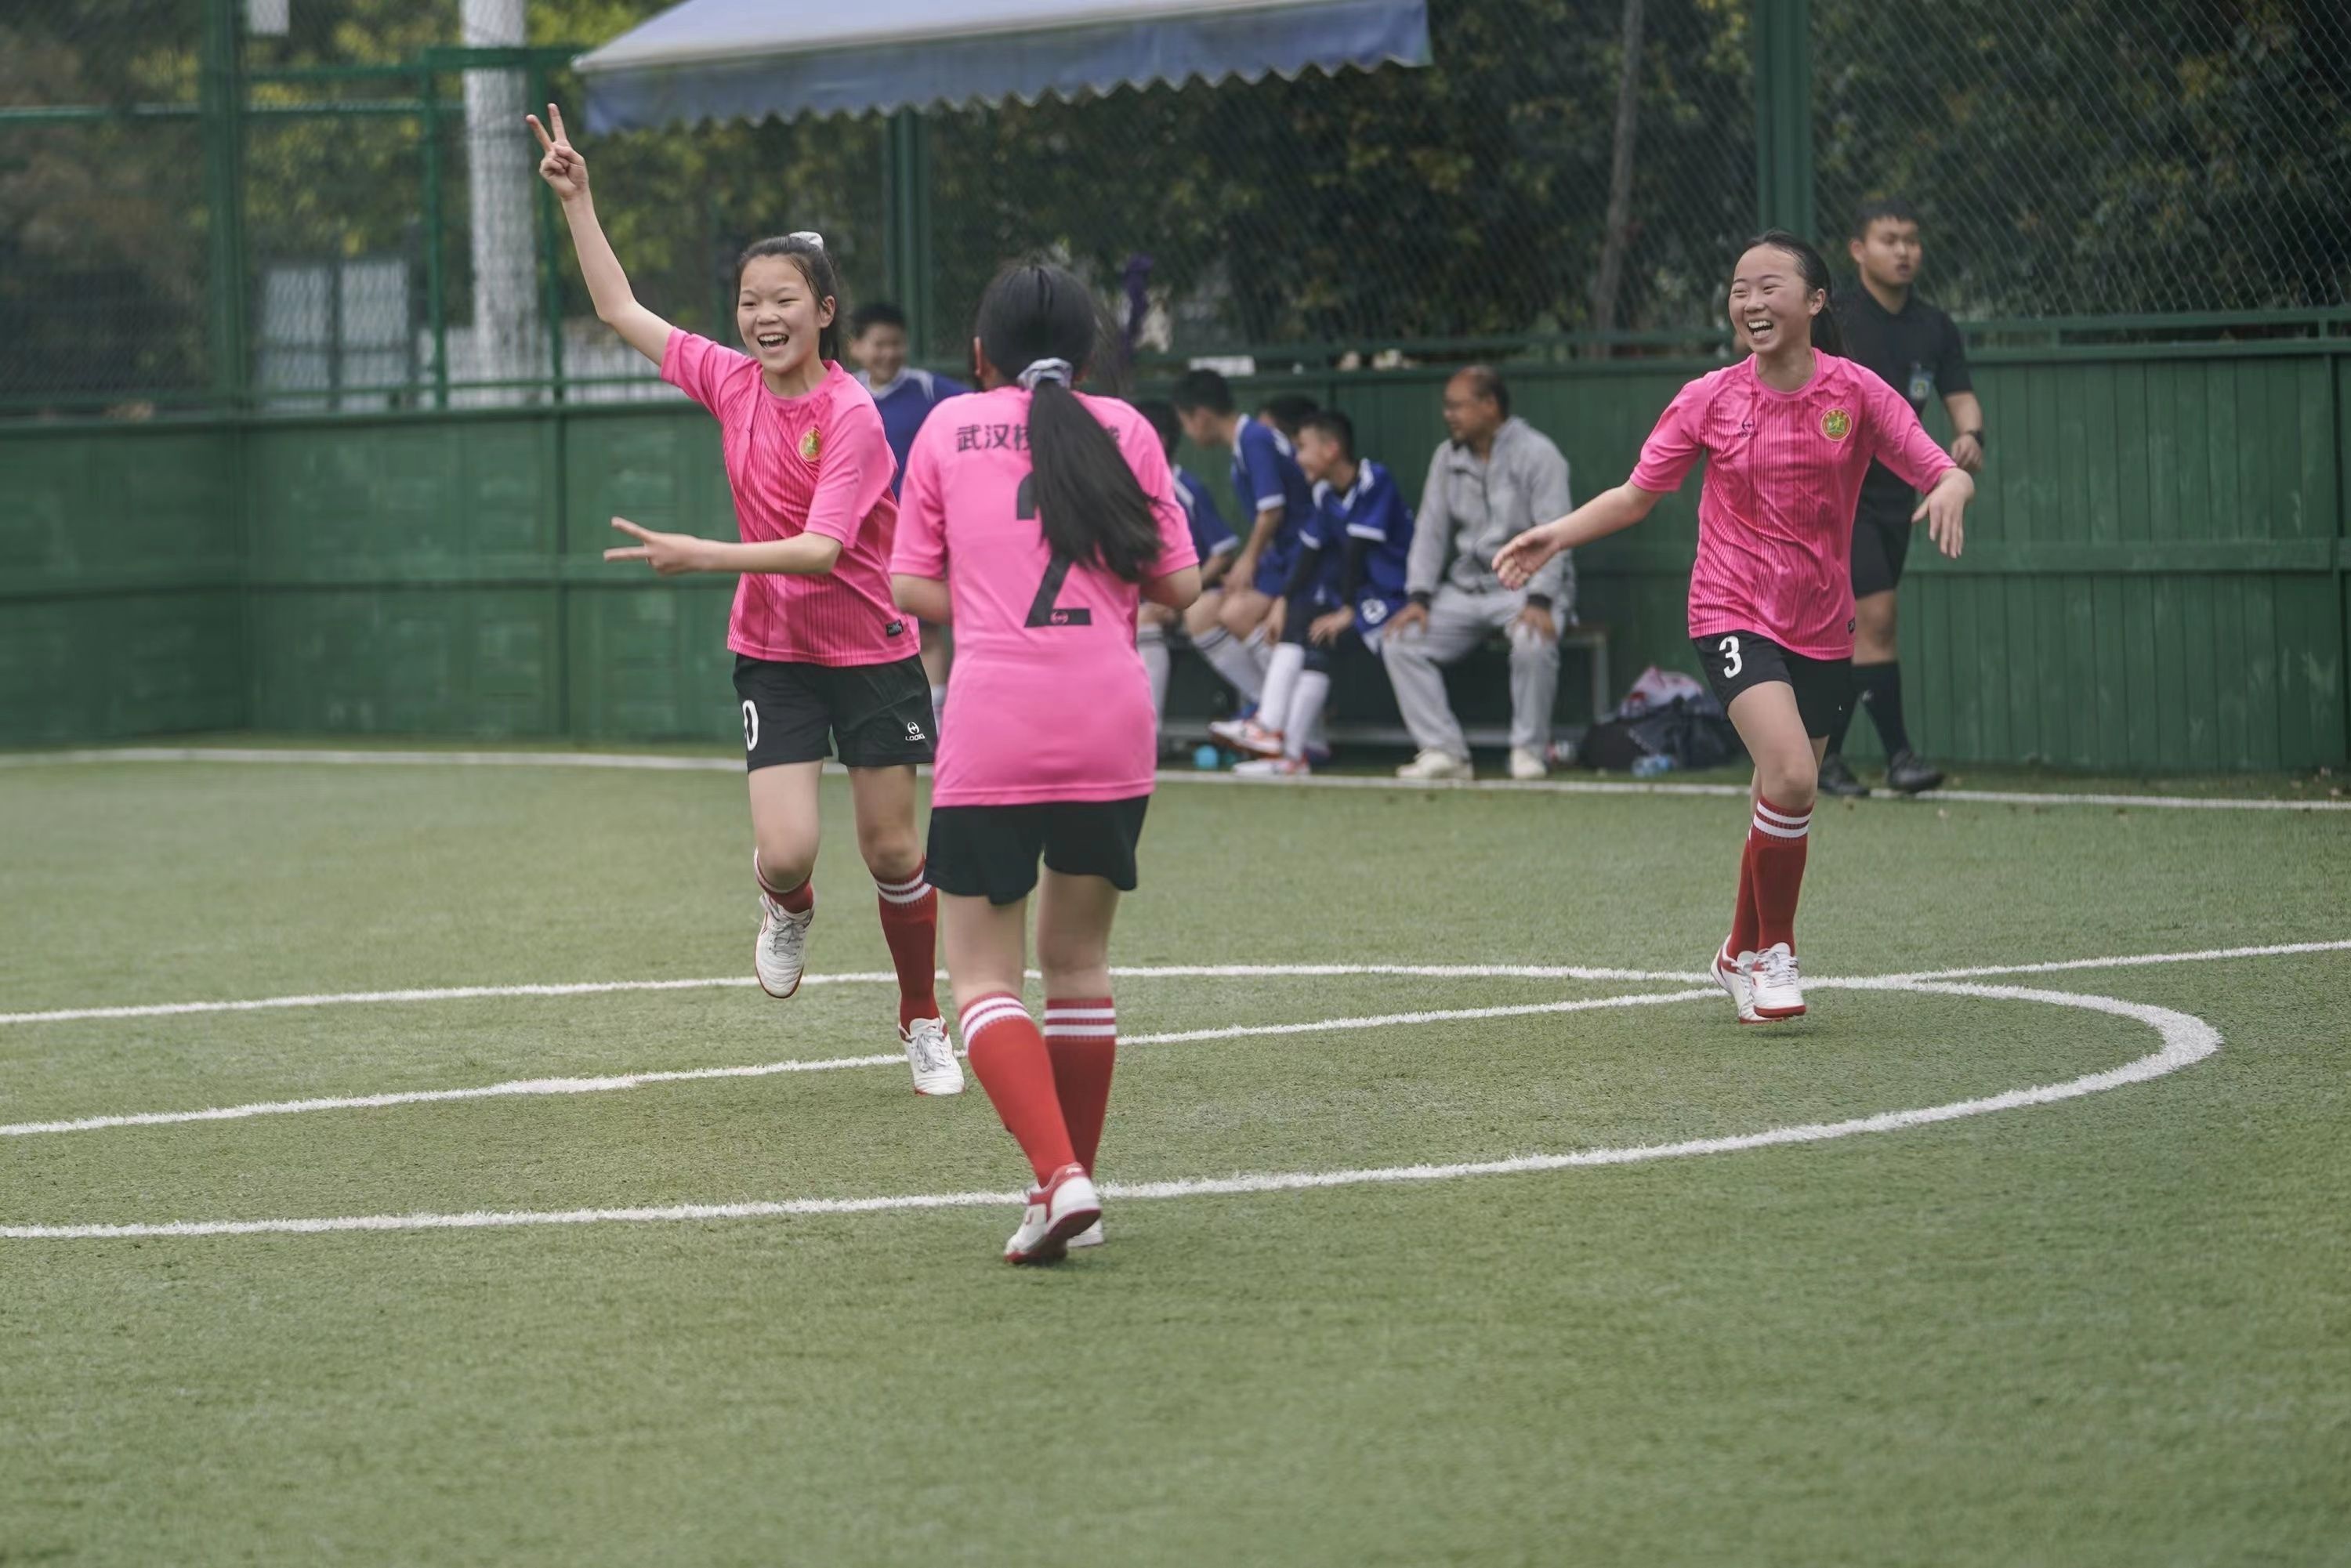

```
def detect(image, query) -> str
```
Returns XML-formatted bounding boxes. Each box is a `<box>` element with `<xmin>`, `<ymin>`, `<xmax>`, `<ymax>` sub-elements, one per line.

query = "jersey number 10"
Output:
<box><xmin>1016</xmin><ymin>475</ymin><xmax>1092</xmax><ymax>628</ymax></box>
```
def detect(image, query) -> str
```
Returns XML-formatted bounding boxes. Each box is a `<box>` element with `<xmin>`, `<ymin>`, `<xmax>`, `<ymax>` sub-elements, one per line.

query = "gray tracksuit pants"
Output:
<box><xmin>1380</xmin><ymin>585</ymin><xmax>1559</xmax><ymax>759</ymax></box>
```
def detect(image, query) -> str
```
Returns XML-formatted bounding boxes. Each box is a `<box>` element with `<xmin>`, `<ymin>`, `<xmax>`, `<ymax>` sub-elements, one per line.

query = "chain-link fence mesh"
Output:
<box><xmin>1813</xmin><ymin>0</ymin><xmax>2351</xmax><ymax>318</ymax></box>
<box><xmin>5</xmin><ymin>0</ymin><xmax>2347</xmax><ymax>418</ymax></box>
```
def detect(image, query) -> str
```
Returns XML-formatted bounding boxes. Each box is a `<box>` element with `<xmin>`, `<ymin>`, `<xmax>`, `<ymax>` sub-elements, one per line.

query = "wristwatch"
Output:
<box><xmin>1959</xmin><ymin>429</ymin><xmax>1985</xmax><ymax>447</ymax></box>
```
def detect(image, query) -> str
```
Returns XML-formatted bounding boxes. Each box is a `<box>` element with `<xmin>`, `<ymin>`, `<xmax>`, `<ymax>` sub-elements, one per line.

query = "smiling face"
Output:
<box><xmin>736</xmin><ymin>255</ymin><xmax>833</xmax><ymax>380</ymax></box>
<box><xmin>1294</xmin><ymin>425</ymin><xmax>1342</xmax><ymax>484</ymax></box>
<box><xmin>1728</xmin><ymin>243</ymin><xmax>1823</xmax><ymax>357</ymax></box>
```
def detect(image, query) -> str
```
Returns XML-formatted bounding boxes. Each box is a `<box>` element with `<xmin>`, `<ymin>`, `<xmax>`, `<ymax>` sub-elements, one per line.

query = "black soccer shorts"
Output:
<box><xmin>926</xmin><ymin>796</ymin><xmax>1152</xmax><ymax>906</ymax></box>
<box><xmin>1693</xmin><ymin>630</ymin><xmax>1854</xmax><ymax>741</ymax></box>
<box><xmin>733</xmin><ymin>654</ymin><xmax>937</xmax><ymax>771</ymax></box>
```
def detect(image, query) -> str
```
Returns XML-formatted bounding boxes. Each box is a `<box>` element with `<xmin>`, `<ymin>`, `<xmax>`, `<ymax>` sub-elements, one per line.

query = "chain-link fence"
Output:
<box><xmin>5</xmin><ymin>0</ymin><xmax>2347</xmax><ymax>418</ymax></box>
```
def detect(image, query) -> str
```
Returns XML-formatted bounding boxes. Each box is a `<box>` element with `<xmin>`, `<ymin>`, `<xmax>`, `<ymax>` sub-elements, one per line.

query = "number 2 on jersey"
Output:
<box><xmin>1016</xmin><ymin>475</ymin><xmax>1092</xmax><ymax>628</ymax></box>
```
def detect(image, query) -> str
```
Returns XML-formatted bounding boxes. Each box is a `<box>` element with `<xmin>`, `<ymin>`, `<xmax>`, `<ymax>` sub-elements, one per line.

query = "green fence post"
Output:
<box><xmin>886</xmin><ymin>108</ymin><xmax>933</xmax><ymax>354</ymax></box>
<box><xmin>421</xmin><ymin>62</ymin><xmax>449</xmax><ymax>410</ymax></box>
<box><xmin>197</xmin><ymin>0</ymin><xmax>249</xmax><ymax>411</ymax></box>
<box><xmin>1752</xmin><ymin>0</ymin><xmax>1814</xmax><ymax>240</ymax></box>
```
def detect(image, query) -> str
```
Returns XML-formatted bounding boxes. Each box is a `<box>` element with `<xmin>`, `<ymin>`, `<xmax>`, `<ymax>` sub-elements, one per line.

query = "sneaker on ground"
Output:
<box><xmin>754</xmin><ymin>893</ymin><xmax>813</xmax><ymax>999</ymax></box>
<box><xmin>1884</xmin><ymin>749</ymin><xmax>1945</xmax><ymax>795</ymax></box>
<box><xmin>1207</xmin><ymin>716</ymin><xmax>1285</xmax><ymax>758</ymax></box>
<box><xmin>1066</xmin><ymin>1219</ymin><xmax>1105</xmax><ymax>1250</ymax></box>
<box><xmin>1508</xmin><ymin>746</ymin><xmax>1549</xmax><ymax>781</ymax></box>
<box><xmin>1712</xmin><ymin>943</ymin><xmax>1762</xmax><ymax>1025</ymax></box>
<box><xmin>1749</xmin><ymin>942</ymin><xmax>1806</xmax><ymax>1019</ymax></box>
<box><xmin>1395</xmin><ymin>748</ymin><xmax>1474</xmax><ymax>782</ymax></box>
<box><xmin>901</xmin><ymin>1015</ymin><xmax>964</xmax><ymax>1096</ymax></box>
<box><xmin>1004</xmin><ymin>1163</ymin><xmax>1103</xmax><ymax>1265</ymax></box>
<box><xmin>1233</xmin><ymin>755</ymin><xmax>1310</xmax><ymax>779</ymax></box>
<box><xmin>1817</xmin><ymin>752</ymin><xmax>1870</xmax><ymax>798</ymax></box>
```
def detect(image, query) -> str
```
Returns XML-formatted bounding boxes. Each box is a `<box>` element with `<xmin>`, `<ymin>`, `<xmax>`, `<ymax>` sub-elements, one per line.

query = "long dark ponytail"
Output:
<box><xmin>1744</xmin><ymin>229</ymin><xmax>1846</xmax><ymax>357</ymax></box>
<box><xmin>976</xmin><ymin>263</ymin><xmax>1163</xmax><ymax>583</ymax></box>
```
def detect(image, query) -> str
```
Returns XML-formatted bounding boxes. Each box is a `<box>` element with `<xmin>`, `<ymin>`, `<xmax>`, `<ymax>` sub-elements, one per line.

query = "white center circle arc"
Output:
<box><xmin>0</xmin><ymin>967</ymin><xmax>2222</xmax><ymax>1242</ymax></box>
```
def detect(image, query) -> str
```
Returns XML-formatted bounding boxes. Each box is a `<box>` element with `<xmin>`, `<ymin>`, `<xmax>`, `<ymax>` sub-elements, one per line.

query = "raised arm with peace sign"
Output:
<box><xmin>525</xmin><ymin>102</ymin><xmax>672</xmax><ymax>366</ymax></box>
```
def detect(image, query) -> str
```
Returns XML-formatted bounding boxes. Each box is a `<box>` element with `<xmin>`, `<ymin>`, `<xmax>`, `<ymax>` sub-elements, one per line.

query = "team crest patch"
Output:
<box><xmin>799</xmin><ymin>426</ymin><xmax>821</xmax><ymax>462</ymax></box>
<box><xmin>1820</xmin><ymin>408</ymin><xmax>1853</xmax><ymax>442</ymax></box>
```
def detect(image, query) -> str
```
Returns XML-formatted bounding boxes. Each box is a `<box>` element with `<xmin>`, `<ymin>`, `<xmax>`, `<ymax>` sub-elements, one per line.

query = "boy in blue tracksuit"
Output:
<box><xmin>1132</xmin><ymin>399</ymin><xmax>1241</xmax><ymax>722</ymax></box>
<box><xmin>1230</xmin><ymin>408</ymin><xmax>1415</xmax><ymax>775</ymax></box>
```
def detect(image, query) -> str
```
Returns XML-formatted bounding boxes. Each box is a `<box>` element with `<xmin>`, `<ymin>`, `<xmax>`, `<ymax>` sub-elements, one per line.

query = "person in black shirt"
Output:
<box><xmin>1823</xmin><ymin>198</ymin><xmax>1985</xmax><ymax>795</ymax></box>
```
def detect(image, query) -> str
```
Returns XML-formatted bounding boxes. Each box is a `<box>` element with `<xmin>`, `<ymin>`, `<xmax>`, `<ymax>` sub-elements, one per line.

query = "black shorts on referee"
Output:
<box><xmin>927</xmin><ymin>796</ymin><xmax>1151</xmax><ymax>907</ymax></box>
<box><xmin>1693</xmin><ymin>630</ymin><xmax>1854</xmax><ymax>740</ymax></box>
<box><xmin>1850</xmin><ymin>506</ymin><xmax>1914</xmax><ymax>599</ymax></box>
<box><xmin>733</xmin><ymin>654</ymin><xmax>936</xmax><ymax>771</ymax></box>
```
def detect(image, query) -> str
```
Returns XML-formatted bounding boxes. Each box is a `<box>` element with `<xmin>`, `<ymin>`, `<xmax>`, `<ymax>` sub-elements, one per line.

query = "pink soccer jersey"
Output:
<box><xmin>662</xmin><ymin>331</ymin><xmax>909</xmax><ymax>667</ymax></box>
<box><xmin>893</xmin><ymin>389</ymin><xmax>1198</xmax><ymax>806</ymax></box>
<box><xmin>1629</xmin><ymin>353</ymin><xmax>1956</xmax><ymax>658</ymax></box>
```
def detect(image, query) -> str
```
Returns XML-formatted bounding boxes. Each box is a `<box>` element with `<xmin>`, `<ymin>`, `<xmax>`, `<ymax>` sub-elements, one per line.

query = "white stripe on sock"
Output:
<box><xmin>1751</xmin><ymin>815</ymin><xmax>1810</xmax><ymax>839</ymax></box>
<box><xmin>1753</xmin><ymin>799</ymin><xmax>1812</xmax><ymax>827</ymax></box>
<box><xmin>957</xmin><ymin>997</ymin><xmax>1029</xmax><ymax>1044</ymax></box>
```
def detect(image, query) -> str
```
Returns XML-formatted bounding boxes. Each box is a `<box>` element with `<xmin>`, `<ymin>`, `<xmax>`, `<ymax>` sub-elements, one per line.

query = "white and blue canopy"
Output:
<box><xmin>574</xmin><ymin>0</ymin><xmax>1431</xmax><ymax>131</ymax></box>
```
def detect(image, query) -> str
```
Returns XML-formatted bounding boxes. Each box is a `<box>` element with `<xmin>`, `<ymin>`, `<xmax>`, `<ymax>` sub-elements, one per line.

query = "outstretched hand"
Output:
<box><xmin>526</xmin><ymin>103</ymin><xmax>589</xmax><ymax>202</ymax></box>
<box><xmin>604</xmin><ymin>516</ymin><xmax>712</xmax><ymax>575</ymax></box>
<box><xmin>1911</xmin><ymin>469</ymin><xmax>1972</xmax><ymax>559</ymax></box>
<box><xmin>1493</xmin><ymin>523</ymin><xmax>1562</xmax><ymax>590</ymax></box>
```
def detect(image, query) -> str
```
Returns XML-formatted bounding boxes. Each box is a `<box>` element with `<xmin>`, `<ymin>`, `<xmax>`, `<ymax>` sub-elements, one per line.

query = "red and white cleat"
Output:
<box><xmin>754</xmin><ymin>893</ymin><xmax>813</xmax><ymax>999</ymax></box>
<box><xmin>1712</xmin><ymin>943</ymin><xmax>1762</xmax><ymax>1025</ymax></box>
<box><xmin>1207</xmin><ymin>716</ymin><xmax>1285</xmax><ymax>759</ymax></box>
<box><xmin>1749</xmin><ymin>942</ymin><xmax>1806</xmax><ymax>1020</ymax></box>
<box><xmin>1004</xmin><ymin>1163</ymin><xmax>1103</xmax><ymax>1265</ymax></box>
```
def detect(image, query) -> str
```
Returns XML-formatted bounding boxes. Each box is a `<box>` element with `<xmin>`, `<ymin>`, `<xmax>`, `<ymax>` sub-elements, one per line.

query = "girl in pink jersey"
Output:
<box><xmin>892</xmin><ymin>264</ymin><xmax>1202</xmax><ymax>1263</ymax></box>
<box><xmin>1498</xmin><ymin>231</ymin><xmax>1974</xmax><ymax>1022</ymax></box>
<box><xmin>528</xmin><ymin>106</ymin><xmax>959</xmax><ymax>1096</ymax></box>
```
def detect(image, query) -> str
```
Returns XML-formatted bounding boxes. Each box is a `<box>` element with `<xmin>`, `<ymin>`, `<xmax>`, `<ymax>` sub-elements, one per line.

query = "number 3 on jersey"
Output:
<box><xmin>1017</xmin><ymin>476</ymin><xmax>1092</xmax><ymax>628</ymax></box>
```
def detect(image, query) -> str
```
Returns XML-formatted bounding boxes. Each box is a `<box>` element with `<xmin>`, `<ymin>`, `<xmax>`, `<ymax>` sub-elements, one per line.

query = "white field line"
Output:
<box><xmin>3</xmin><ymin>744</ymin><xmax>2344</xmax><ymax>813</ymax></box>
<box><xmin>7</xmin><ymin>941</ymin><xmax>2341</xmax><ymax>1031</ymax></box>
<box><xmin>0</xmin><ymin>979</ymin><xmax>2219</xmax><ymax>1241</ymax></box>
<box><xmin>0</xmin><ymin>990</ymin><xmax>1719</xmax><ymax>1138</ymax></box>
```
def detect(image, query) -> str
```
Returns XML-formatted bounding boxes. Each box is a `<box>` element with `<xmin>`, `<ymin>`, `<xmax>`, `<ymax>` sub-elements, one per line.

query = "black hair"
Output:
<box><xmin>1741</xmin><ymin>230</ymin><xmax>1846</xmax><ymax>357</ymax></box>
<box><xmin>976</xmin><ymin>263</ymin><xmax>1164</xmax><ymax>585</ymax></box>
<box><xmin>1133</xmin><ymin>397</ymin><xmax>1183</xmax><ymax>459</ymax></box>
<box><xmin>1259</xmin><ymin>393</ymin><xmax>1320</xmax><ymax>441</ymax></box>
<box><xmin>848</xmin><ymin>301</ymin><xmax>907</xmax><ymax>339</ymax></box>
<box><xmin>1299</xmin><ymin>407</ymin><xmax>1355</xmax><ymax>462</ymax></box>
<box><xmin>1454</xmin><ymin>364</ymin><xmax>1510</xmax><ymax>420</ymax></box>
<box><xmin>1850</xmin><ymin>197</ymin><xmax>1920</xmax><ymax>240</ymax></box>
<box><xmin>736</xmin><ymin>234</ymin><xmax>843</xmax><ymax>363</ymax></box>
<box><xmin>1168</xmin><ymin>368</ymin><xmax>1235</xmax><ymax>416</ymax></box>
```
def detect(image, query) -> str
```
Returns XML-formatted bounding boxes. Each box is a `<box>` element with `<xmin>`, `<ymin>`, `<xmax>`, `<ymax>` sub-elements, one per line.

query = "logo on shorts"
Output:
<box><xmin>799</xmin><ymin>426</ymin><xmax>821</xmax><ymax>462</ymax></box>
<box><xmin>1820</xmin><ymin>408</ymin><xmax>1853</xmax><ymax>442</ymax></box>
<box><xmin>904</xmin><ymin>720</ymin><xmax>926</xmax><ymax>742</ymax></box>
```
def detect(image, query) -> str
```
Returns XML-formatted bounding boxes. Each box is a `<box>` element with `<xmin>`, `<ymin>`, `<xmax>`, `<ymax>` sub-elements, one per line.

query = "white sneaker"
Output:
<box><xmin>1066</xmin><ymin>1219</ymin><xmax>1105</xmax><ymax>1250</ymax></box>
<box><xmin>1395</xmin><ymin>748</ymin><xmax>1474</xmax><ymax>781</ymax></box>
<box><xmin>1509</xmin><ymin>746</ymin><xmax>1549</xmax><ymax>781</ymax></box>
<box><xmin>1232</xmin><ymin>755</ymin><xmax>1310</xmax><ymax>779</ymax></box>
<box><xmin>754</xmin><ymin>893</ymin><xmax>813</xmax><ymax>998</ymax></box>
<box><xmin>1004</xmin><ymin>1164</ymin><xmax>1103</xmax><ymax>1265</ymax></box>
<box><xmin>901</xmin><ymin>1015</ymin><xmax>964</xmax><ymax>1095</ymax></box>
<box><xmin>1712</xmin><ymin>943</ymin><xmax>1762</xmax><ymax>1025</ymax></box>
<box><xmin>1208</xmin><ymin>717</ymin><xmax>1285</xmax><ymax>758</ymax></box>
<box><xmin>1750</xmin><ymin>942</ymin><xmax>1806</xmax><ymax>1020</ymax></box>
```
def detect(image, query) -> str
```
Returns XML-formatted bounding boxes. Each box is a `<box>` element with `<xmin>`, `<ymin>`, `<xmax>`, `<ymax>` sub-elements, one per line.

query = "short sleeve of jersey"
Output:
<box><xmin>1936</xmin><ymin>311</ymin><xmax>1974</xmax><ymax>397</ymax></box>
<box><xmin>803</xmin><ymin>393</ymin><xmax>895</xmax><ymax>548</ymax></box>
<box><xmin>1176</xmin><ymin>469</ymin><xmax>1237</xmax><ymax>556</ymax></box>
<box><xmin>1349</xmin><ymin>467</ymin><xmax>1408</xmax><ymax>543</ymax></box>
<box><xmin>1629</xmin><ymin>374</ymin><xmax>1716</xmax><ymax>494</ymax></box>
<box><xmin>660</xmin><ymin>330</ymin><xmax>745</xmax><ymax>417</ymax></box>
<box><xmin>890</xmin><ymin>416</ymin><xmax>949</xmax><ymax>579</ymax></box>
<box><xmin>1239</xmin><ymin>423</ymin><xmax>1289</xmax><ymax>512</ymax></box>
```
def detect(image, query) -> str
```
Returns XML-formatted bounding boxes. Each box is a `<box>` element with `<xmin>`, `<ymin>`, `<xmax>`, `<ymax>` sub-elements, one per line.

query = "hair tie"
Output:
<box><xmin>1016</xmin><ymin>358</ymin><xmax>1073</xmax><ymax>390</ymax></box>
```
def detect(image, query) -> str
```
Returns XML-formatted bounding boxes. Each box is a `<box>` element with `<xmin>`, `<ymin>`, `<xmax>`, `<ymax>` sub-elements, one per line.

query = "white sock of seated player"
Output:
<box><xmin>1284</xmin><ymin>671</ymin><xmax>1331</xmax><ymax>761</ymax></box>
<box><xmin>1193</xmin><ymin>625</ymin><xmax>1263</xmax><ymax>702</ymax></box>
<box><xmin>1136</xmin><ymin>625</ymin><xmax>1172</xmax><ymax>721</ymax></box>
<box><xmin>1258</xmin><ymin>643</ymin><xmax>1306</xmax><ymax>734</ymax></box>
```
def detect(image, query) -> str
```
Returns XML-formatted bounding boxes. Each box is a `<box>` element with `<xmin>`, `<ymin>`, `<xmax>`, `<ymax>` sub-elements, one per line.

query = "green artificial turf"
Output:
<box><xmin>2</xmin><ymin>751</ymin><xmax>2346</xmax><ymax>1565</ymax></box>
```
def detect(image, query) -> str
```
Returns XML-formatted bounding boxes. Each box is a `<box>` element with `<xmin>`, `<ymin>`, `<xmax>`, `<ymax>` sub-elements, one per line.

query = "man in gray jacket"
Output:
<box><xmin>1382</xmin><ymin>367</ymin><xmax>1573</xmax><ymax>780</ymax></box>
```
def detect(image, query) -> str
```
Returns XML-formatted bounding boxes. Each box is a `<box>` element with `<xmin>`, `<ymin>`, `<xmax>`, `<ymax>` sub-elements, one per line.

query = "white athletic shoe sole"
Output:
<box><xmin>1395</xmin><ymin>750</ymin><xmax>1474</xmax><ymax>782</ymax></box>
<box><xmin>1749</xmin><ymin>943</ymin><xmax>1806</xmax><ymax>1020</ymax></box>
<box><xmin>754</xmin><ymin>897</ymin><xmax>813</xmax><ymax>999</ymax></box>
<box><xmin>1713</xmin><ymin>947</ymin><xmax>1762</xmax><ymax>1025</ymax></box>
<box><xmin>1066</xmin><ymin>1219</ymin><xmax>1104</xmax><ymax>1250</ymax></box>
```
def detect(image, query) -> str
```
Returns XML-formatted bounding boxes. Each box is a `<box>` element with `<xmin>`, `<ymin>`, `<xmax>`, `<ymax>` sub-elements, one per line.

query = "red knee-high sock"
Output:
<box><xmin>874</xmin><ymin>864</ymin><xmax>940</xmax><ymax>1028</ymax></box>
<box><xmin>754</xmin><ymin>852</ymin><xmax>813</xmax><ymax>914</ymax></box>
<box><xmin>1042</xmin><ymin>998</ymin><xmax>1117</xmax><ymax>1175</ymax></box>
<box><xmin>1748</xmin><ymin>795</ymin><xmax>1813</xmax><ymax>952</ymax></box>
<box><xmin>959</xmin><ymin>993</ymin><xmax>1077</xmax><ymax>1185</ymax></box>
<box><xmin>1726</xmin><ymin>835</ymin><xmax>1761</xmax><ymax>961</ymax></box>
